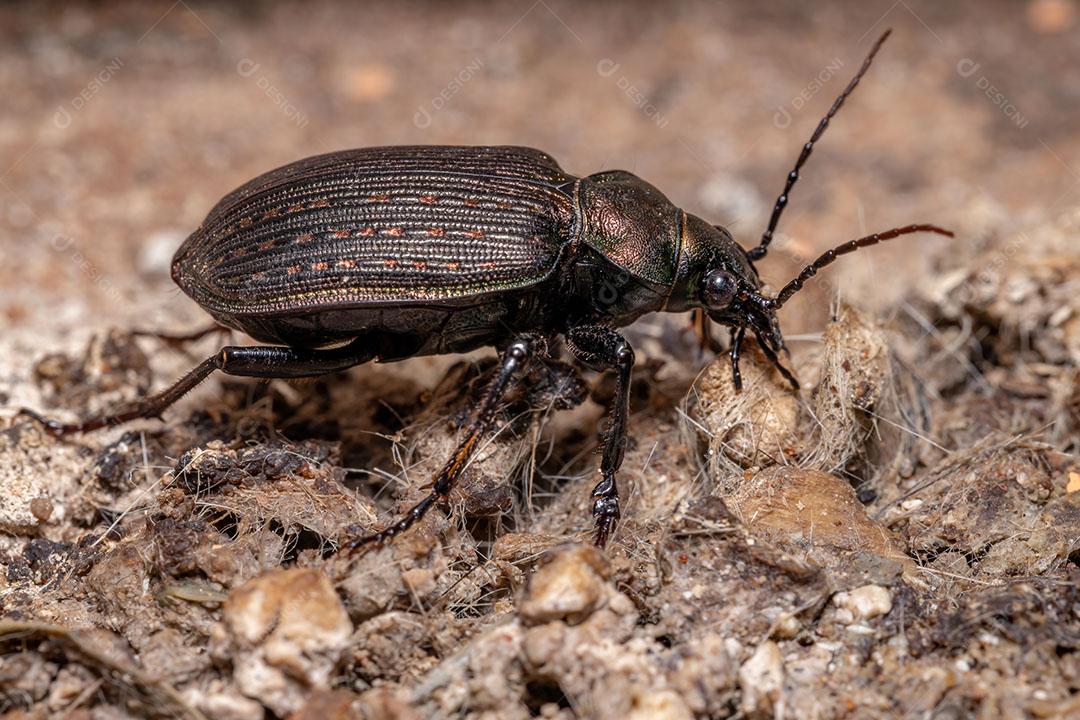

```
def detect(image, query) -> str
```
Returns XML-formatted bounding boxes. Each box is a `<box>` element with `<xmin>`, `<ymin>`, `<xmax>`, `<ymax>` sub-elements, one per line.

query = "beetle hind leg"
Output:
<box><xmin>18</xmin><ymin>338</ymin><xmax>376</xmax><ymax>436</ymax></box>
<box><xmin>346</xmin><ymin>334</ymin><xmax>543</xmax><ymax>551</ymax></box>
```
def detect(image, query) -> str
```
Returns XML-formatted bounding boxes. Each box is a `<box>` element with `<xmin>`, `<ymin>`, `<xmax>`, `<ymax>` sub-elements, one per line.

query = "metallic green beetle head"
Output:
<box><xmin>671</xmin><ymin>211</ymin><xmax>951</xmax><ymax>389</ymax></box>
<box><xmin>668</xmin><ymin>212</ymin><xmax>786</xmax><ymax>359</ymax></box>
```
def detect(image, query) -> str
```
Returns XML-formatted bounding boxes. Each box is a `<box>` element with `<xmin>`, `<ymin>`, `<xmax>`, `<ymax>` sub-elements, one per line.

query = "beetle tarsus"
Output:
<box><xmin>591</xmin><ymin>474</ymin><xmax>622</xmax><ymax>547</ymax></box>
<box><xmin>17</xmin><ymin>408</ymin><xmax>71</xmax><ymax>436</ymax></box>
<box><xmin>18</xmin><ymin>355</ymin><xmax>222</xmax><ymax>436</ymax></box>
<box><xmin>348</xmin><ymin>494</ymin><xmax>438</xmax><ymax>549</ymax></box>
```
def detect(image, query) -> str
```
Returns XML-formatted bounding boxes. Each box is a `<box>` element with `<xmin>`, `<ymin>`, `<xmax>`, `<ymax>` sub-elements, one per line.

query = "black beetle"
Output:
<box><xmin>21</xmin><ymin>30</ymin><xmax>950</xmax><ymax>547</ymax></box>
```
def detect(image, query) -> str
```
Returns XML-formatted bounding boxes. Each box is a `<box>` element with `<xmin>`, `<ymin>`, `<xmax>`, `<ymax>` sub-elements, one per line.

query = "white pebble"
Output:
<box><xmin>518</xmin><ymin>544</ymin><xmax>609</xmax><ymax>625</ymax></box>
<box><xmin>738</xmin><ymin>641</ymin><xmax>784</xmax><ymax>718</ymax></box>
<box><xmin>834</xmin><ymin>585</ymin><xmax>893</xmax><ymax>621</ymax></box>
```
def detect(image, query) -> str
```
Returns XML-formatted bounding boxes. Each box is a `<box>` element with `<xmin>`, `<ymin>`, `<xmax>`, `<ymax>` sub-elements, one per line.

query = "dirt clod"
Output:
<box><xmin>803</xmin><ymin>305</ymin><xmax>899</xmax><ymax>476</ymax></box>
<box><xmin>212</xmin><ymin>568</ymin><xmax>353</xmax><ymax>717</ymax></box>
<box><xmin>690</xmin><ymin>341</ymin><xmax>798</xmax><ymax>477</ymax></box>
<box><xmin>727</xmin><ymin>466</ymin><xmax>912</xmax><ymax>581</ymax></box>
<box><xmin>31</xmin><ymin>330</ymin><xmax>151</xmax><ymax>418</ymax></box>
<box><xmin>518</xmin><ymin>544</ymin><xmax>611</xmax><ymax>626</ymax></box>
<box><xmin>625</xmin><ymin>690</ymin><xmax>693</xmax><ymax>720</ymax></box>
<box><xmin>0</xmin><ymin>426</ymin><xmax>82</xmax><ymax>533</ymax></box>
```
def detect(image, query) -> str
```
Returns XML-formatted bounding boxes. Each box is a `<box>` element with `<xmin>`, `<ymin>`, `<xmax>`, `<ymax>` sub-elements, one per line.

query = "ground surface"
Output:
<box><xmin>1</xmin><ymin>1</ymin><xmax>1079</xmax><ymax>718</ymax></box>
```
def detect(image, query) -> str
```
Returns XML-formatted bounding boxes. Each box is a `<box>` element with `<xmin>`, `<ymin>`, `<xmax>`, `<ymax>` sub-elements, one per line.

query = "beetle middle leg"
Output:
<box><xmin>346</xmin><ymin>334</ymin><xmax>543</xmax><ymax>550</ymax></box>
<box><xmin>565</xmin><ymin>325</ymin><xmax>634</xmax><ymax>547</ymax></box>
<box><xmin>19</xmin><ymin>338</ymin><xmax>376</xmax><ymax>435</ymax></box>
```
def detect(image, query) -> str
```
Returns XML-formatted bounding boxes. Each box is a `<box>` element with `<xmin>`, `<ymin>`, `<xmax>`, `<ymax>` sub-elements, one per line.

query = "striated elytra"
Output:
<box><xmin>21</xmin><ymin>30</ymin><xmax>952</xmax><ymax>549</ymax></box>
<box><xmin>172</xmin><ymin>145</ymin><xmax>757</xmax><ymax>357</ymax></box>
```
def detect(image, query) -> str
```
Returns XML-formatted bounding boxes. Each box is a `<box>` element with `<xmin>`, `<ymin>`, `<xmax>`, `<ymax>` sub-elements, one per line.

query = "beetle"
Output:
<box><xmin>20</xmin><ymin>30</ymin><xmax>950</xmax><ymax>548</ymax></box>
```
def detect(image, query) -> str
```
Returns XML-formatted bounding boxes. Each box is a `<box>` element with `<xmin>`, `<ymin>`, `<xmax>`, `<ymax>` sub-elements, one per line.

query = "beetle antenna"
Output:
<box><xmin>770</xmin><ymin>224</ymin><xmax>953</xmax><ymax>308</ymax></box>
<box><xmin>749</xmin><ymin>29</ymin><xmax>893</xmax><ymax>262</ymax></box>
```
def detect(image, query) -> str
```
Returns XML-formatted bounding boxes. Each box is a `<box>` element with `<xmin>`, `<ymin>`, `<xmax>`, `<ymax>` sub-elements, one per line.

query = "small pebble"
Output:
<box><xmin>627</xmin><ymin>689</ymin><xmax>693</xmax><ymax>720</ymax></box>
<box><xmin>400</xmin><ymin>567</ymin><xmax>436</xmax><ymax>596</ymax></box>
<box><xmin>518</xmin><ymin>544</ymin><xmax>610</xmax><ymax>625</ymax></box>
<box><xmin>1067</xmin><ymin>471</ymin><xmax>1080</xmax><ymax>494</ymax></box>
<box><xmin>739</xmin><ymin>641</ymin><xmax>784</xmax><ymax>719</ymax></box>
<box><xmin>214</xmin><ymin>568</ymin><xmax>353</xmax><ymax>717</ymax></box>
<box><xmin>834</xmin><ymin>585</ymin><xmax>893</xmax><ymax>621</ymax></box>
<box><xmin>30</xmin><ymin>496</ymin><xmax>53</xmax><ymax>523</ymax></box>
<box><xmin>771</xmin><ymin>612</ymin><xmax>801</xmax><ymax>640</ymax></box>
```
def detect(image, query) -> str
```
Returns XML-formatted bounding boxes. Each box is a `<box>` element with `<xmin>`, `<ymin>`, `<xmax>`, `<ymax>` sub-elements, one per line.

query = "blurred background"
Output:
<box><xmin>1</xmin><ymin>0</ymin><xmax>1077</xmax><ymax>398</ymax></box>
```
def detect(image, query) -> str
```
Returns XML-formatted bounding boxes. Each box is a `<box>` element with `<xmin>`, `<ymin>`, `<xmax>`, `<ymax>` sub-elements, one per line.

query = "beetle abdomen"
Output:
<box><xmin>173</xmin><ymin>146</ymin><xmax>577</xmax><ymax>318</ymax></box>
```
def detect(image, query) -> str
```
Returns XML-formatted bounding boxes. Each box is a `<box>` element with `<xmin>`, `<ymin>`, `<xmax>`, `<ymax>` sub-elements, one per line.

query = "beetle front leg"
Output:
<box><xmin>347</xmin><ymin>334</ymin><xmax>544</xmax><ymax>550</ymax></box>
<box><xmin>19</xmin><ymin>338</ymin><xmax>376</xmax><ymax>435</ymax></box>
<box><xmin>753</xmin><ymin>332</ymin><xmax>800</xmax><ymax>390</ymax></box>
<box><xmin>565</xmin><ymin>325</ymin><xmax>635</xmax><ymax>547</ymax></box>
<box><xmin>730</xmin><ymin>326</ymin><xmax>746</xmax><ymax>392</ymax></box>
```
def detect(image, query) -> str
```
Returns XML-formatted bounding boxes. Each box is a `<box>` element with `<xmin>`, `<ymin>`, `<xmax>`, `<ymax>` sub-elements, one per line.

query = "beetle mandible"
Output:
<box><xmin>20</xmin><ymin>30</ymin><xmax>951</xmax><ymax>548</ymax></box>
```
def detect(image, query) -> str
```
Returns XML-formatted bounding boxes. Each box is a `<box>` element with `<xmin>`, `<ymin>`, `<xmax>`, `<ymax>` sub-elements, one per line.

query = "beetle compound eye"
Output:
<box><xmin>702</xmin><ymin>270</ymin><xmax>738</xmax><ymax>309</ymax></box>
